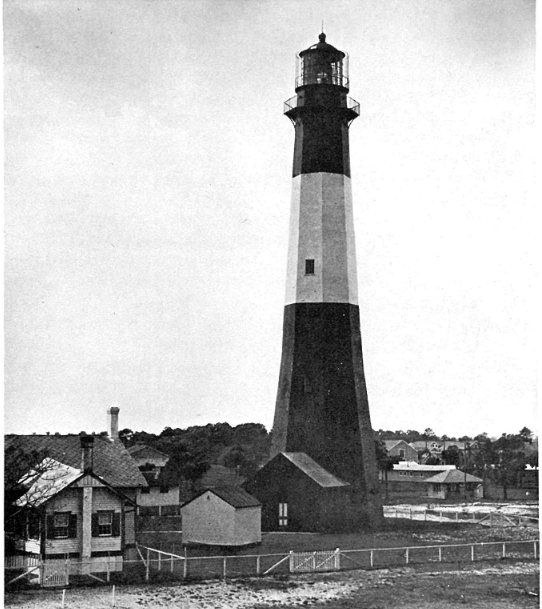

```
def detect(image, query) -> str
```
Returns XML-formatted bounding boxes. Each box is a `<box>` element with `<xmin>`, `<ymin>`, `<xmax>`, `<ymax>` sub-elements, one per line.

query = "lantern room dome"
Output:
<box><xmin>295</xmin><ymin>33</ymin><xmax>349</xmax><ymax>90</ymax></box>
<box><xmin>299</xmin><ymin>33</ymin><xmax>345</xmax><ymax>59</ymax></box>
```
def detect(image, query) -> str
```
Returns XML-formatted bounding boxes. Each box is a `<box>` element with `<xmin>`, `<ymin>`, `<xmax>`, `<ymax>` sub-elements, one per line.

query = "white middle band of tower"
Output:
<box><xmin>285</xmin><ymin>172</ymin><xmax>359</xmax><ymax>306</ymax></box>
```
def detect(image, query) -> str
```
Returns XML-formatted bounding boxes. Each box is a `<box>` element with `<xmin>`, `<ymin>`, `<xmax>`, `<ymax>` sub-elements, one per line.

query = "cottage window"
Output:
<box><xmin>53</xmin><ymin>513</ymin><xmax>70</xmax><ymax>539</ymax></box>
<box><xmin>305</xmin><ymin>259</ymin><xmax>315</xmax><ymax>275</ymax></box>
<box><xmin>159</xmin><ymin>485</ymin><xmax>169</xmax><ymax>494</ymax></box>
<box><xmin>399</xmin><ymin>449</ymin><xmax>405</xmax><ymax>458</ymax></box>
<box><xmin>98</xmin><ymin>512</ymin><xmax>113</xmax><ymax>536</ymax></box>
<box><xmin>279</xmin><ymin>502</ymin><xmax>288</xmax><ymax>527</ymax></box>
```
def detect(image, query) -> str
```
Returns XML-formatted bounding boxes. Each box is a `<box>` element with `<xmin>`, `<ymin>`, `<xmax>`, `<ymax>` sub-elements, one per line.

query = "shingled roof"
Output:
<box><xmin>425</xmin><ymin>469</ymin><xmax>483</xmax><ymax>485</ymax></box>
<box><xmin>5</xmin><ymin>434</ymin><xmax>147</xmax><ymax>488</ymax></box>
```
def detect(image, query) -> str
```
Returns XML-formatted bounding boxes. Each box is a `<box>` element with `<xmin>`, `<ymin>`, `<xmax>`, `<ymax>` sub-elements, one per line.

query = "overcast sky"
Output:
<box><xmin>4</xmin><ymin>0</ymin><xmax>536</xmax><ymax>439</ymax></box>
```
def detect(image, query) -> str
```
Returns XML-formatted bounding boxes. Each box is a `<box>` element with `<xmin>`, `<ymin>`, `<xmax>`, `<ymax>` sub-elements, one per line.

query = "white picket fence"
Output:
<box><xmin>136</xmin><ymin>539</ymin><xmax>539</xmax><ymax>581</ymax></box>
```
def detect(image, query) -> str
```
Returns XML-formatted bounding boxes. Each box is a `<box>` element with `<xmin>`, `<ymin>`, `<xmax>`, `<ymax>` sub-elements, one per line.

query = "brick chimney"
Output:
<box><xmin>108</xmin><ymin>406</ymin><xmax>120</xmax><ymax>440</ymax></box>
<box><xmin>80</xmin><ymin>435</ymin><xmax>95</xmax><ymax>474</ymax></box>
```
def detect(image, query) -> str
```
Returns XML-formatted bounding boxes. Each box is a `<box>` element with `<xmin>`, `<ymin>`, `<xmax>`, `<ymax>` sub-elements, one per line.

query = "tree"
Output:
<box><xmin>519</xmin><ymin>427</ymin><xmax>533</xmax><ymax>444</ymax></box>
<box><xmin>4</xmin><ymin>446</ymin><xmax>65</xmax><ymax>553</ymax></box>
<box><xmin>374</xmin><ymin>440</ymin><xmax>400</xmax><ymax>502</ymax></box>
<box><xmin>441</xmin><ymin>445</ymin><xmax>461</xmax><ymax>467</ymax></box>
<box><xmin>118</xmin><ymin>428</ymin><xmax>134</xmax><ymax>447</ymax></box>
<box><xmin>493</xmin><ymin>433</ymin><xmax>526</xmax><ymax>499</ymax></box>
<box><xmin>223</xmin><ymin>445</ymin><xmax>259</xmax><ymax>478</ymax></box>
<box><xmin>159</xmin><ymin>444</ymin><xmax>210</xmax><ymax>492</ymax></box>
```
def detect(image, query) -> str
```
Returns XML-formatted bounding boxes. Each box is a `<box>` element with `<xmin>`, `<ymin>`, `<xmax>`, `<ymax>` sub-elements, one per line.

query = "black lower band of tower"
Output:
<box><xmin>271</xmin><ymin>302</ymin><xmax>380</xmax><ymax>497</ymax></box>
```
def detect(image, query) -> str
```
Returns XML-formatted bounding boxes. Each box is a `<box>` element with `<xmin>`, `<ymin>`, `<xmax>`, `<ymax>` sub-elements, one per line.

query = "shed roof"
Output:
<box><xmin>425</xmin><ymin>470</ymin><xmax>483</xmax><ymax>484</ymax></box>
<box><xmin>183</xmin><ymin>487</ymin><xmax>261</xmax><ymax>509</ymax></box>
<box><xmin>5</xmin><ymin>434</ymin><xmax>147</xmax><ymax>488</ymax></box>
<box><xmin>16</xmin><ymin>458</ymin><xmax>82</xmax><ymax>507</ymax></box>
<box><xmin>281</xmin><ymin>453</ymin><xmax>350</xmax><ymax>488</ymax></box>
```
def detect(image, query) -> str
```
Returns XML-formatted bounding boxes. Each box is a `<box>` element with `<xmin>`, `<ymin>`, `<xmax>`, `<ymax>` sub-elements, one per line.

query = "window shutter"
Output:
<box><xmin>68</xmin><ymin>514</ymin><xmax>78</xmax><ymax>539</ymax></box>
<box><xmin>112</xmin><ymin>512</ymin><xmax>121</xmax><ymax>537</ymax></box>
<box><xmin>91</xmin><ymin>513</ymin><xmax>99</xmax><ymax>537</ymax></box>
<box><xmin>46</xmin><ymin>515</ymin><xmax>55</xmax><ymax>539</ymax></box>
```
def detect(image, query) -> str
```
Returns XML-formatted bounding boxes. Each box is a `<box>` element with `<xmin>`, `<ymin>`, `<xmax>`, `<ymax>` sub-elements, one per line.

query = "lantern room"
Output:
<box><xmin>295</xmin><ymin>33</ymin><xmax>349</xmax><ymax>90</ymax></box>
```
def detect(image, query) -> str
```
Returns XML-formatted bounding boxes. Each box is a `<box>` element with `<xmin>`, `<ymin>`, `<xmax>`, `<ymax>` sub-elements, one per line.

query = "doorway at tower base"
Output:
<box><xmin>244</xmin><ymin>452</ymin><xmax>383</xmax><ymax>532</ymax></box>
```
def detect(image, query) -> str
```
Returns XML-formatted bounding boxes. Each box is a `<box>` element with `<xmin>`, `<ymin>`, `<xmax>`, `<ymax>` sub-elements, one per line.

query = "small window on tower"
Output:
<box><xmin>305</xmin><ymin>259</ymin><xmax>315</xmax><ymax>275</ymax></box>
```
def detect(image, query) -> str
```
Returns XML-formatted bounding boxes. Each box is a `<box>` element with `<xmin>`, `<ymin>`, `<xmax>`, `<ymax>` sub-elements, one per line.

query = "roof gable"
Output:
<box><xmin>5</xmin><ymin>435</ymin><xmax>147</xmax><ymax>488</ymax></box>
<box><xmin>127</xmin><ymin>444</ymin><xmax>169</xmax><ymax>460</ymax></box>
<box><xmin>183</xmin><ymin>487</ymin><xmax>260</xmax><ymax>510</ymax></box>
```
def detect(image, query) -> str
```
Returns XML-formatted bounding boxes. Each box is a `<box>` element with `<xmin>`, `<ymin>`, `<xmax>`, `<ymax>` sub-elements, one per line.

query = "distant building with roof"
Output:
<box><xmin>383</xmin><ymin>440</ymin><xmax>418</xmax><ymax>462</ymax></box>
<box><xmin>244</xmin><ymin>452</ymin><xmax>354</xmax><ymax>532</ymax></box>
<box><xmin>181</xmin><ymin>487</ymin><xmax>261</xmax><ymax>547</ymax></box>
<box><xmin>127</xmin><ymin>444</ymin><xmax>182</xmax><ymax>515</ymax></box>
<box><xmin>426</xmin><ymin>469</ymin><xmax>483</xmax><ymax>500</ymax></box>
<box><xmin>4</xmin><ymin>408</ymin><xmax>147</xmax><ymax>583</ymax></box>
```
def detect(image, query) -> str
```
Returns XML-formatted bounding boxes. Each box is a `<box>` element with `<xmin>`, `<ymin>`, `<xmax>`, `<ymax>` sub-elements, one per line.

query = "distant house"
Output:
<box><xmin>383</xmin><ymin>440</ymin><xmax>417</xmax><ymax>462</ymax></box>
<box><xmin>181</xmin><ymin>487</ymin><xmax>261</xmax><ymax>547</ymax></box>
<box><xmin>426</xmin><ymin>469</ymin><xmax>484</xmax><ymax>500</ymax></box>
<box><xmin>5</xmin><ymin>425</ymin><xmax>147</xmax><ymax>582</ymax></box>
<box><xmin>244</xmin><ymin>452</ymin><xmax>357</xmax><ymax>533</ymax></box>
<box><xmin>127</xmin><ymin>445</ymin><xmax>181</xmax><ymax>515</ymax></box>
<box><xmin>410</xmin><ymin>440</ymin><xmax>444</xmax><ymax>462</ymax></box>
<box><xmin>383</xmin><ymin>462</ymin><xmax>457</xmax><ymax>497</ymax></box>
<box><xmin>128</xmin><ymin>445</ymin><xmax>169</xmax><ymax>481</ymax></box>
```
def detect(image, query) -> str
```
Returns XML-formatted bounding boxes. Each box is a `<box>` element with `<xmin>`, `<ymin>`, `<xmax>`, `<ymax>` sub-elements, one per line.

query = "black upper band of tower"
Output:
<box><xmin>284</xmin><ymin>35</ymin><xmax>359</xmax><ymax>178</ymax></box>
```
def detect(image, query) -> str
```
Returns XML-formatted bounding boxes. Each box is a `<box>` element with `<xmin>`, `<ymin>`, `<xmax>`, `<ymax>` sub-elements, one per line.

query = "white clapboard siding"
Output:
<box><xmin>45</xmin><ymin>488</ymin><xmax>80</xmax><ymax>514</ymax></box>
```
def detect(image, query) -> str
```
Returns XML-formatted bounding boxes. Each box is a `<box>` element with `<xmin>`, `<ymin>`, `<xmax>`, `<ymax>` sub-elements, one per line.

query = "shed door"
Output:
<box><xmin>279</xmin><ymin>502</ymin><xmax>288</xmax><ymax>528</ymax></box>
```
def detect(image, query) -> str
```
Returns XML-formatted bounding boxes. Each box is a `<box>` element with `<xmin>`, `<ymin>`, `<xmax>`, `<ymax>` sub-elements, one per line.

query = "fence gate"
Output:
<box><xmin>41</xmin><ymin>562</ymin><xmax>69</xmax><ymax>587</ymax></box>
<box><xmin>290</xmin><ymin>549</ymin><xmax>340</xmax><ymax>573</ymax></box>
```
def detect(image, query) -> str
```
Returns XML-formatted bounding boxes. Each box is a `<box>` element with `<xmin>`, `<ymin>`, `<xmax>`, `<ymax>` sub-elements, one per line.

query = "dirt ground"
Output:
<box><xmin>4</xmin><ymin>560</ymin><xmax>539</xmax><ymax>608</ymax></box>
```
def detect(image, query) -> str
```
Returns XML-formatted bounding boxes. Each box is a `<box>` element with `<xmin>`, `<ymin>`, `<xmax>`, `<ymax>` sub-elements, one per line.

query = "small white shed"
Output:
<box><xmin>181</xmin><ymin>487</ymin><xmax>261</xmax><ymax>547</ymax></box>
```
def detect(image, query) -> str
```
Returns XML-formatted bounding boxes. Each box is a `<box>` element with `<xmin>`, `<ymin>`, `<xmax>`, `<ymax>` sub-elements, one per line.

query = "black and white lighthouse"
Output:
<box><xmin>248</xmin><ymin>34</ymin><xmax>384</xmax><ymax>531</ymax></box>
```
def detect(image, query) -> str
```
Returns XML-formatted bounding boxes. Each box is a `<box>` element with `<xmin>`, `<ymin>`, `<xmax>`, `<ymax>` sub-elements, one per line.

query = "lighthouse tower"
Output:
<box><xmin>271</xmin><ymin>34</ymin><xmax>383</xmax><ymax>528</ymax></box>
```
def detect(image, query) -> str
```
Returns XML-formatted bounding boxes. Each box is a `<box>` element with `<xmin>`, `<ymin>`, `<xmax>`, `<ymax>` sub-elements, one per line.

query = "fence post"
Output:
<box><xmin>106</xmin><ymin>553</ymin><xmax>110</xmax><ymax>583</ymax></box>
<box><xmin>170</xmin><ymin>555</ymin><xmax>174</xmax><ymax>573</ymax></box>
<box><xmin>223</xmin><ymin>557</ymin><xmax>227</xmax><ymax>580</ymax></box>
<box><xmin>502</xmin><ymin>543</ymin><xmax>506</xmax><ymax>558</ymax></box>
<box><xmin>438</xmin><ymin>547</ymin><xmax>442</xmax><ymax>562</ymax></box>
<box><xmin>183</xmin><ymin>547</ymin><xmax>188</xmax><ymax>579</ymax></box>
<box><xmin>111</xmin><ymin>585</ymin><xmax>116</xmax><ymax>608</ymax></box>
<box><xmin>61</xmin><ymin>589</ymin><xmax>66</xmax><ymax>608</ymax></box>
<box><xmin>158</xmin><ymin>552</ymin><xmax>162</xmax><ymax>572</ymax></box>
<box><xmin>405</xmin><ymin>548</ymin><xmax>409</xmax><ymax>564</ymax></box>
<box><xmin>471</xmin><ymin>545</ymin><xmax>474</xmax><ymax>561</ymax></box>
<box><xmin>370</xmin><ymin>550</ymin><xmax>374</xmax><ymax>568</ymax></box>
<box><xmin>409</xmin><ymin>508</ymin><xmax>412</xmax><ymax>520</ymax></box>
<box><xmin>534</xmin><ymin>542</ymin><xmax>537</xmax><ymax>560</ymax></box>
<box><xmin>455</xmin><ymin>512</ymin><xmax>459</xmax><ymax>523</ymax></box>
<box><xmin>256</xmin><ymin>555</ymin><xmax>261</xmax><ymax>575</ymax></box>
<box><xmin>439</xmin><ymin>510</ymin><xmax>442</xmax><ymax>523</ymax></box>
<box><xmin>146</xmin><ymin>548</ymin><xmax>150</xmax><ymax>581</ymax></box>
